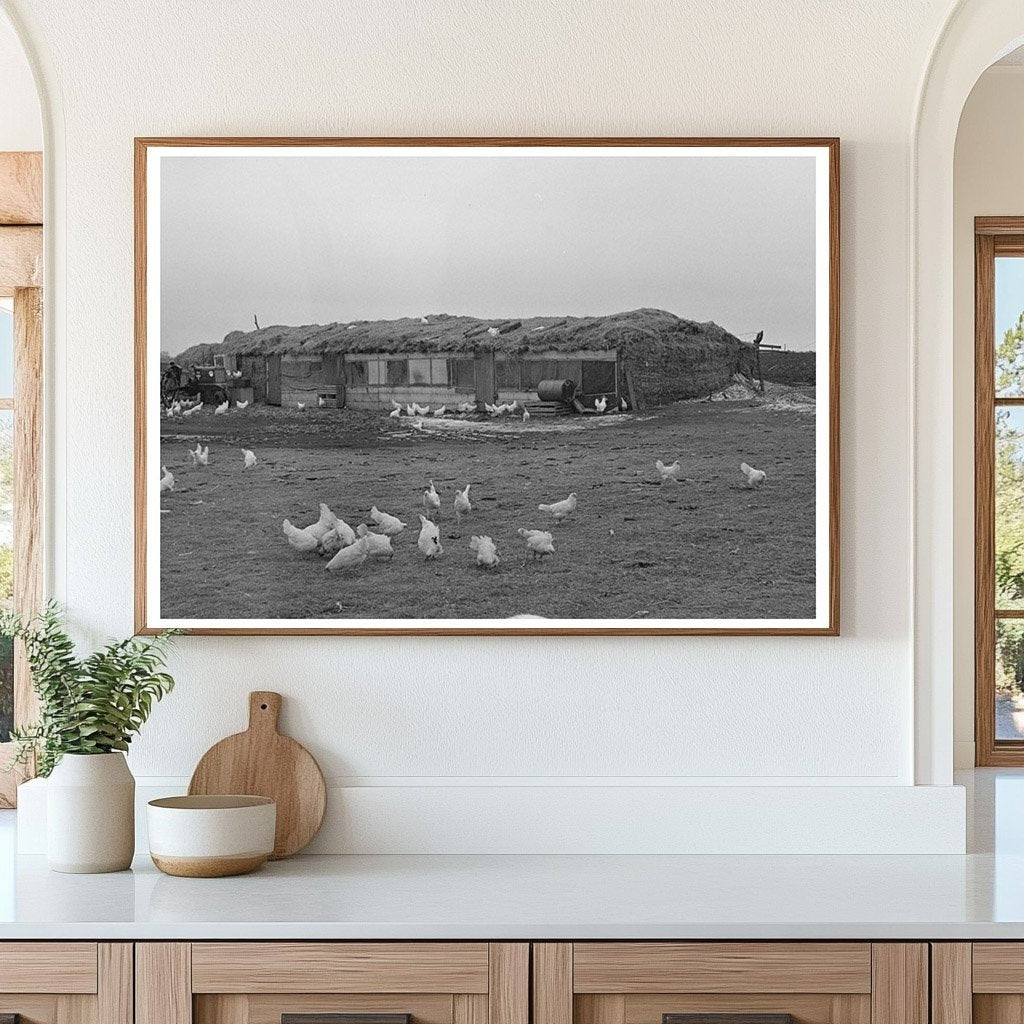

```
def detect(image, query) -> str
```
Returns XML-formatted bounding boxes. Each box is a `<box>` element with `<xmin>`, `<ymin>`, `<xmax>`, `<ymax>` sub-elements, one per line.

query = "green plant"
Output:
<box><xmin>0</xmin><ymin>603</ymin><xmax>179</xmax><ymax>776</ymax></box>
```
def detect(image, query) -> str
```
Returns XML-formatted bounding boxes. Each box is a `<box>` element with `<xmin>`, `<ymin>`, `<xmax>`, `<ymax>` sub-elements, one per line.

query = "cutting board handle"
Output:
<box><xmin>248</xmin><ymin>691</ymin><xmax>282</xmax><ymax>734</ymax></box>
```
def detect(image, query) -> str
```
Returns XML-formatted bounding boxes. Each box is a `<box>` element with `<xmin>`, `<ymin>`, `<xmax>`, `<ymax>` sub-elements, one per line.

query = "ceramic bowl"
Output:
<box><xmin>147</xmin><ymin>795</ymin><xmax>276</xmax><ymax>877</ymax></box>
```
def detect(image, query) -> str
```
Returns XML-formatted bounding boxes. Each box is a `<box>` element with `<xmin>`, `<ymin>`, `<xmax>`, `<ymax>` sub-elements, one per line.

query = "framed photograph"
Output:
<box><xmin>135</xmin><ymin>137</ymin><xmax>839</xmax><ymax>636</ymax></box>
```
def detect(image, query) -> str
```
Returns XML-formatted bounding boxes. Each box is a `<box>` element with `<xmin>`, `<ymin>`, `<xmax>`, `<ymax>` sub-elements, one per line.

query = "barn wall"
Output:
<box><xmin>14</xmin><ymin>0</ymin><xmax>968</xmax><ymax>852</ymax></box>
<box><xmin>621</xmin><ymin>344</ymin><xmax>757</xmax><ymax>406</ymax></box>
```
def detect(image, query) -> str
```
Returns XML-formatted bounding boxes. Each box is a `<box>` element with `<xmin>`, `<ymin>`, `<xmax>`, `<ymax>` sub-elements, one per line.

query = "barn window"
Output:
<box><xmin>430</xmin><ymin>357</ymin><xmax>448</xmax><ymax>385</ymax></box>
<box><xmin>581</xmin><ymin>359</ymin><xmax>616</xmax><ymax>396</ymax></box>
<box><xmin>346</xmin><ymin>358</ymin><xmax>369</xmax><ymax>386</ymax></box>
<box><xmin>386</xmin><ymin>359</ymin><xmax>408</xmax><ymax>386</ymax></box>
<box><xmin>449</xmin><ymin>358</ymin><xmax>475</xmax><ymax>390</ymax></box>
<box><xmin>408</xmin><ymin>357</ymin><xmax>431</xmax><ymax>385</ymax></box>
<box><xmin>496</xmin><ymin>358</ymin><xmax>520</xmax><ymax>390</ymax></box>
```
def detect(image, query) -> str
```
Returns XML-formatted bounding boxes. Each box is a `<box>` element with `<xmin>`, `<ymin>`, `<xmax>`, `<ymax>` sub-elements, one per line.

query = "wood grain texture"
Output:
<box><xmin>973</xmin><ymin>995</ymin><xmax>1024</xmax><ymax>1024</ymax></box>
<box><xmin>534</xmin><ymin>945</ymin><xmax>572</xmax><ymax>1024</ymax></box>
<box><xmin>14</xmin><ymin>286</ymin><xmax>43</xmax><ymax>724</ymax></box>
<box><xmin>0</xmin><ymin>152</ymin><xmax>42</xmax><ymax>224</ymax></box>
<box><xmin>931</xmin><ymin>945</ymin><xmax>971</xmax><ymax>1024</ymax></box>
<box><xmin>488</xmin><ymin>944</ymin><xmax>528</xmax><ymax>1024</ymax></box>
<box><xmin>869</xmin><ymin>945</ymin><xmax>927</xmax><ymax>1024</ymax></box>
<box><xmin>453</xmin><ymin>995</ymin><xmax>487</xmax><ymax>1024</ymax></box>
<box><xmin>971</xmin><ymin>944</ymin><xmax>1024</xmax><ymax>992</ymax></box>
<box><xmin>136</xmin><ymin>943</ymin><xmax>192</xmax><ymax>1024</ymax></box>
<box><xmin>196</xmin><ymin>994</ymin><xmax>248</xmax><ymax>1024</ymax></box>
<box><xmin>0</xmin><ymin>943</ymin><xmax>97</xmax><ymax>993</ymax></box>
<box><xmin>576</xmin><ymin>996</ymin><xmax>626</xmax><ymax>1024</ymax></box>
<box><xmin>573</xmin><ymin>943</ymin><xmax>871</xmax><ymax>994</ymax></box>
<box><xmin>191</xmin><ymin>943</ymin><xmax>489</xmax><ymax>994</ymax></box>
<box><xmin>134</xmin><ymin>135</ymin><xmax>839</xmax><ymax>637</ymax></box>
<box><xmin>624</xmin><ymin>995</ymin><xmax>867</xmax><ymax>1024</ymax></box>
<box><xmin>98</xmin><ymin>945</ymin><xmax>133</xmax><ymax>1024</ymax></box>
<box><xmin>188</xmin><ymin>691</ymin><xmax>326</xmax><ymax>858</ymax></box>
<box><xmin>0</xmin><ymin>998</ymin><xmax>58</xmax><ymax>1024</ymax></box>
<box><xmin>0</xmin><ymin>226</ymin><xmax>41</xmax><ymax>295</ymax></box>
<box><xmin>281</xmin><ymin>1015</ymin><xmax>410</xmax><ymax>1024</ymax></box>
<box><xmin>243</xmin><ymin>995</ymin><xmax>450</xmax><ymax>1024</ymax></box>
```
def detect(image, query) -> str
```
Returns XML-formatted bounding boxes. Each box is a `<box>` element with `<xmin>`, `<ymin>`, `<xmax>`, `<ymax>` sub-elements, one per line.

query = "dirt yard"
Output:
<box><xmin>158</xmin><ymin>399</ymin><xmax>816</xmax><ymax>622</ymax></box>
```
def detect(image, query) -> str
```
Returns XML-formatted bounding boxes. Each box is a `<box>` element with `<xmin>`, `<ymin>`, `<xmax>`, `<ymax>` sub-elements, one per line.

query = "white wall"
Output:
<box><xmin>0</xmin><ymin>0</ymin><xmax>972</xmax><ymax>852</ymax></box>
<box><xmin>0</xmin><ymin>11</ymin><xmax>39</xmax><ymax>151</ymax></box>
<box><xmin>952</xmin><ymin>66</ymin><xmax>1024</xmax><ymax>767</ymax></box>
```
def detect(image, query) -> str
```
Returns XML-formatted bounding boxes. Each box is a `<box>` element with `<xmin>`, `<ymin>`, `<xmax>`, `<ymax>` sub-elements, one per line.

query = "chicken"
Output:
<box><xmin>300</xmin><ymin>502</ymin><xmax>338</xmax><ymax>541</ymax></box>
<box><xmin>418</xmin><ymin>515</ymin><xmax>444</xmax><ymax>559</ymax></box>
<box><xmin>282</xmin><ymin>518</ymin><xmax>320</xmax><ymax>553</ymax></box>
<box><xmin>189</xmin><ymin>443</ymin><xmax>209</xmax><ymax>467</ymax></box>
<box><xmin>487</xmin><ymin>326</ymin><xmax>500</xmax><ymax>337</ymax></box>
<box><xmin>406</xmin><ymin>404</ymin><xmax>416</xmax><ymax>417</ymax></box>
<box><xmin>538</xmin><ymin>492</ymin><xmax>577</xmax><ymax>522</ymax></box>
<box><xmin>420</xmin><ymin>316</ymin><xmax>429</xmax><ymax>324</ymax></box>
<box><xmin>517</xmin><ymin>527</ymin><xmax>555</xmax><ymax>559</ymax></box>
<box><xmin>318</xmin><ymin>527</ymin><xmax>346</xmax><ymax>556</ymax></box>
<box><xmin>369</xmin><ymin>506</ymin><xmax>407</xmax><ymax>535</ymax></box>
<box><xmin>325</xmin><ymin>535</ymin><xmax>369</xmax><ymax>571</ymax></box>
<box><xmin>297</xmin><ymin>402</ymin><xmax>306</xmax><ymax>410</ymax></box>
<box><xmin>454</xmin><ymin>483</ymin><xmax>472</xmax><ymax>522</ymax></box>
<box><xmin>740</xmin><ymin>462</ymin><xmax>767</xmax><ymax>488</ymax></box>
<box><xmin>214</xmin><ymin>400</ymin><xmax>229</xmax><ymax>415</ymax></box>
<box><xmin>485</xmin><ymin>403</ymin><xmax>500</xmax><ymax>416</ymax></box>
<box><xmin>356</xmin><ymin>524</ymin><xmax>395</xmax><ymax>558</ymax></box>
<box><xmin>655</xmin><ymin>459</ymin><xmax>681</xmax><ymax>484</ymax></box>
<box><xmin>594</xmin><ymin>395</ymin><xmax>607</xmax><ymax>413</ymax></box>
<box><xmin>242</xmin><ymin>448</ymin><xmax>257</xmax><ymax>469</ymax></box>
<box><xmin>159</xmin><ymin>466</ymin><xmax>174</xmax><ymax>493</ymax></box>
<box><xmin>469</xmin><ymin>535</ymin><xmax>500</xmax><ymax>568</ymax></box>
<box><xmin>458</xmin><ymin>401</ymin><xmax>475</xmax><ymax>414</ymax></box>
<box><xmin>390</xmin><ymin>399</ymin><xmax>402</xmax><ymax>410</ymax></box>
<box><xmin>522</xmin><ymin>408</ymin><xmax>530</xmax><ymax>421</ymax></box>
<box><xmin>620</xmin><ymin>398</ymin><xmax>628</xmax><ymax>411</ymax></box>
<box><xmin>318</xmin><ymin>396</ymin><xmax>326</xmax><ymax>408</ymax></box>
<box><xmin>389</xmin><ymin>407</ymin><xmax>401</xmax><ymax>419</ymax></box>
<box><xmin>506</xmin><ymin>400</ymin><xmax>518</xmax><ymax>414</ymax></box>
<box><xmin>181</xmin><ymin>405</ymin><xmax>200</xmax><ymax>418</ymax></box>
<box><xmin>433</xmin><ymin>405</ymin><xmax>447</xmax><ymax>417</ymax></box>
<box><xmin>413</xmin><ymin>419</ymin><xmax>425</xmax><ymax>432</ymax></box>
<box><xmin>417</xmin><ymin>403</ymin><xmax>430</xmax><ymax>416</ymax></box>
<box><xmin>333</xmin><ymin>516</ymin><xmax>357</xmax><ymax>546</ymax></box>
<box><xmin>423</xmin><ymin>480</ymin><xmax>441</xmax><ymax>515</ymax></box>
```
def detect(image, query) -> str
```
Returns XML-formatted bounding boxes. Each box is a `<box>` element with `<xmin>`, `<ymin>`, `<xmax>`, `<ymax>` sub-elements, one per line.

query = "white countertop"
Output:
<box><xmin>0</xmin><ymin>849</ymin><xmax>1021</xmax><ymax>940</ymax></box>
<box><xmin>0</xmin><ymin>769</ymin><xmax>1021</xmax><ymax>941</ymax></box>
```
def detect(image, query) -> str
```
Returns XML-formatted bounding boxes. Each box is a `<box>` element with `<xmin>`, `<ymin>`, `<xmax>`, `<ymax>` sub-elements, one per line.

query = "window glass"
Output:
<box><xmin>386</xmin><ymin>359</ymin><xmax>408</xmax><ymax>386</ymax></box>
<box><xmin>408</xmin><ymin>358</ymin><xmax>431</xmax><ymax>385</ymax></box>
<box><xmin>997</xmin><ymin>620</ymin><xmax>1024</xmax><ymax>740</ymax></box>
<box><xmin>997</xmin><ymin>257</ymin><xmax>1024</xmax><ymax>397</ymax></box>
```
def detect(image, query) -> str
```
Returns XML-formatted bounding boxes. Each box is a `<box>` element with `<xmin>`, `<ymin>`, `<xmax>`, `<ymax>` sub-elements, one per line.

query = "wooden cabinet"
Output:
<box><xmin>532</xmin><ymin>944</ymin><xmax>928</xmax><ymax>1024</ymax></box>
<box><xmin>136</xmin><ymin>944</ymin><xmax>528</xmax><ymax>1024</ymax></box>
<box><xmin>932</xmin><ymin>943</ymin><xmax>1024</xmax><ymax>1024</ymax></box>
<box><xmin>0</xmin><ymin>943</ymin><xmax>132</xmax><ymax>1024</ymax></box>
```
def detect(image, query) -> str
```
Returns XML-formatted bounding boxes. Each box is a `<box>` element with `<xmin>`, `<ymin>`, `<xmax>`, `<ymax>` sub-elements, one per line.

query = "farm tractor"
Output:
<box><xmin>161</xmin><ymin>361</ymin><xmax>250</xmax><ymax>408</ymax></box>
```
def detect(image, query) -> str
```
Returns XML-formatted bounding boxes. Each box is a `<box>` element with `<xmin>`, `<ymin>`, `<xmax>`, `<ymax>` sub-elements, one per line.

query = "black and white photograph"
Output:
<box><xmin>137</xmin><ymin>139</ymin><xmax>838</xmax><ymax>634</ymax></box>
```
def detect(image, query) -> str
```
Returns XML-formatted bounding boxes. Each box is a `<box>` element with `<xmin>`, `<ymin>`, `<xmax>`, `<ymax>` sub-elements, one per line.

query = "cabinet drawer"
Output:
<box><xmin>139</xmin><ymin>943</ymin><xmax>529</xmax><ymax>1024</ymax></box>
<box><xmin>534</xmin><ymin>944</ymin><xmax>925</xmax><ymax>1024</ymax></box>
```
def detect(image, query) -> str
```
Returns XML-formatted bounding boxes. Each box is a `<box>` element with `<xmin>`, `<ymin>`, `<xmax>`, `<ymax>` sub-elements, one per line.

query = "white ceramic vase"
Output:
<box><xmin>46</xmin><ymin>752</ymin><xmax>135</xmax><ymax>873</ymax></box>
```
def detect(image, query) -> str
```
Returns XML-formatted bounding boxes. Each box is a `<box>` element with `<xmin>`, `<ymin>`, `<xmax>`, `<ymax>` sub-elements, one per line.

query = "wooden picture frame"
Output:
<box><xmin>135</xmin><ymin>137</ymin><xmax>840</xmax><ymax>636</ymax></box>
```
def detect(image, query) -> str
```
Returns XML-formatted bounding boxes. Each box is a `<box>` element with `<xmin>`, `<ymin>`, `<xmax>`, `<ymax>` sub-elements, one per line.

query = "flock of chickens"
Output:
<box><xmin>159</xmin><ymin>394</ymin><xmax>769</xmax><ymax>578</ymax></box>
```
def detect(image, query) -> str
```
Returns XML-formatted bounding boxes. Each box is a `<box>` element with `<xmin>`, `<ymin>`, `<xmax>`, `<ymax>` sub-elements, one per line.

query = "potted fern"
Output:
<box><xmin>2</xmin><ymin>604</ymin><xmax>178</xmax><ymax>873</ymax></box>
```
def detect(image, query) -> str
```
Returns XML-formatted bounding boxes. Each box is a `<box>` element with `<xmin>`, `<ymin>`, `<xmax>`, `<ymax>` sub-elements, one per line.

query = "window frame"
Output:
<box><xmin>975</xmin><ymin>217</ymin><xmax>1024</xmax><ymax>764</ymax></box>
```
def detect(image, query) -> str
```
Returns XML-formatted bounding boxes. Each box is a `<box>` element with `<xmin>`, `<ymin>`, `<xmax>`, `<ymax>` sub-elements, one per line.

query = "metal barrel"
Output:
<box><xmin>536</xmin><ymin>379</ymin><xmax>577</xmax><ymax>402</ymax></box>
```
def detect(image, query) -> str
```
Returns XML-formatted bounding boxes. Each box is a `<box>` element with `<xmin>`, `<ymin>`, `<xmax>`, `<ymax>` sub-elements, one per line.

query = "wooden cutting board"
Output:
<box><xmin>188</xmin><ymin>691</ymin><xmax>326</xmax><ymax>859</ymax></box>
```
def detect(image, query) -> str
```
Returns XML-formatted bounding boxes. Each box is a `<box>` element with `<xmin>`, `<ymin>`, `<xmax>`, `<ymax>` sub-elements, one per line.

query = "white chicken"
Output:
<box><xmin>356</xmin><ymin>524</ymin><xmax>395</xmax><ymax>559</ymax></box>
<box><xmin>282</xmin><ymin>518</ymin><xmax>320</xmax><ymax>553</ymax></box>
<box><xmin>485</xmin><ymin>403</ymin><xmax>500</xmax><ymax>417</ymax></box>
<box><xmin>487</xmin><ymin>326</ymin><xmax>500</xmax><ymax>337</ymax></box>
<box><xmin>517</xmin><ymin>527</ymin><xmax>555</xmax><ymax>559</ymax></box>
<box><xmin>297</xmin><ymin>402</ymin><xmax>306</xmax><ymax>410</ymax></box>
<box><xmin>506</xmin><ymin>401</ymin><xmax>519</xmax><ymax>414</ymax></box>
<box><xmin>389</xmin><ymin>407</ymin><xmax>401</xmax><ymax>419</ymax></box>
<box><xmin>319</xmin><ymin>528</ymin><xmax>346</xmax><ymax>556</ymax></box>
<box><xmin>740</xmin><ymin>462</ymin><xmax>767</xmax><ymax>488</ymax></box>
<box><xmin>303</xmin><ymin>502</ymin><xmax>339</xmax><ymax>542</ymax></box>
<box><xmin>655</xmin><ymin>459</ymin><xmax>681</xmax><ymax>484</ymax></box>
<box><xmin>214</xmin><ymin>400</ymin><xmax>229</xmax><ymax>415</ymax></box>
<box><xmin>182</xmin><ymin>405</ymin><xmax>200</xmax><ymax>418</ymax></box>
<box><xmin>159</xmin><ymin>466</ymin><xmax>174</xmax><ymax>493</ymax></box>
<box><xmin>417</xmin><ymin>515</ymin><xmax>443</xmax><ymax>559</ymax></box>
<box><xmin>594</xmin><ymin>395</ymin><xmax>608</xmax><ymax>413</ymax></box>
<box><xmin>325</xmin><ymin>536</ymin><xmax>369</xmax><ymax>571</ymax></box>
<box><xmin>242</xmin><ymin>448</ymin><xmax>257</xmax><ymax>469</ymax></box>
<box><xmin>420</xmin><ymin>316</ymin><xmax>429</xmax><ymax>324</ymax></box>
<box><xmin>369</xmin><ymin>506</ymin><xmax>407</xmax><ymax>535</ymax></box>
<box><xmin>413</xmin><ymin>419</ymin><xmax>425</xmax><ymax>432</ymax></box>
<box><xmin>423</xmin><ymin>480</ymin><xmax>441</xmax><ymax>515</ymax></box>
<box><xmin>333</xmin><ymin>516</ymin><xmax>357</xmax><ymax>546</ymax></box>
<box><xmin>620</xmin><ymin>398</ymin><xmax>628</xmax><ymax>411</ymax></box>
<box><xmin>405</xmin><ymin>404</ymin><xmax>415</xmax><ymax>416</ymax></box>
<box><xmin>433</xmin><ymin>405</ymin><xmax>447</xmax><ymax>417</ymax></box>
<box><xmin>469</xmin><ymin>535</ymin><xmax>500</xmax><ymax>569</ymax></box>
<box><xmin>390</xmin><ymin>399</ymin><xmax>402</xmax><ymax>410</ymax></box>
<box><xmin>453</xmin><ymin>483</ymin><xmax>472</xmax><ymax>522</ymax></box>
<box><xmin>538</xmin><ymin>492</ymin><xmax>577</xmax><ymax>522</ymax></box>
<box><xmin>189</xmin><ymin>443</ymin><xmax>209</xmax><ymax>467</ymax></box>
<box><xmin>318</xmin><ymin>396</ymin><xmax>326</xmax><ymax>408</ymax></box>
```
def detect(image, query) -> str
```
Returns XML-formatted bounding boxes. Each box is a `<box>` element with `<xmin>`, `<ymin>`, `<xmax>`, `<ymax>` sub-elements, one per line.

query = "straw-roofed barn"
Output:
<box><xmin>173</xmin><ymin>308</ymin><xmax>755</xmax><ymax>411</ymax></box>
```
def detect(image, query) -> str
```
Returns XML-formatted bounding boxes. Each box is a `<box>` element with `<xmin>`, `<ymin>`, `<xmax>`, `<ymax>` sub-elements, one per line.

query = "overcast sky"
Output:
<box><xmin>159</xmin><ymin>150</ymin><xmax>818</xmax><ymax>355</ymax></box>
